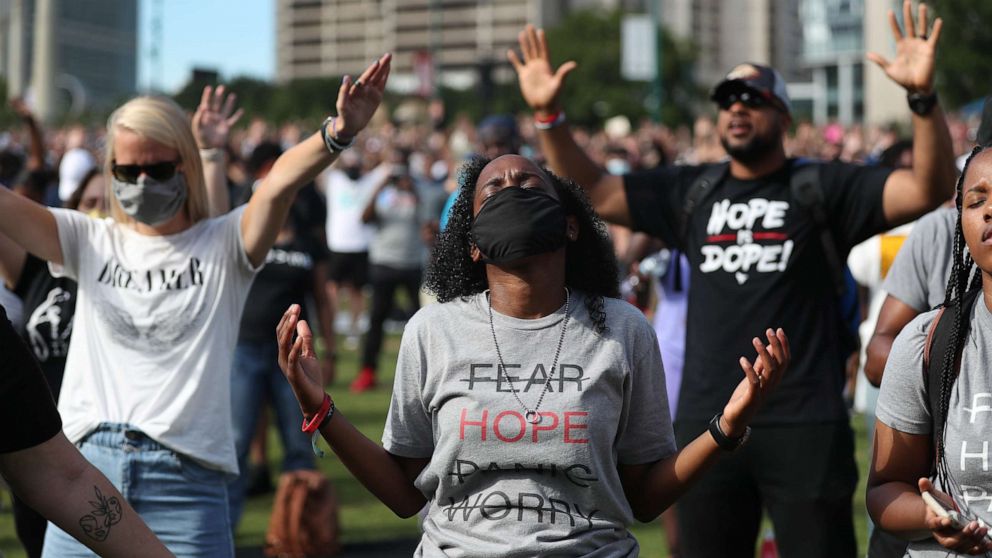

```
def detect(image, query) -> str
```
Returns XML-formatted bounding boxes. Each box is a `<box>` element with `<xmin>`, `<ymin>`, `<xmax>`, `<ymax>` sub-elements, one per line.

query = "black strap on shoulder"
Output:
<box><xmin>924</xmin><ymin>287</ymin><xmax>982</xmax><ymax>474</ymax></box>
<box><xmin>789</xmin><ymin>160</ymin><xmax>846</xmax><ymax>297</ymax></box>
<box><xmin>680</xmin><ymin>163</ymin><xmax>728</xmax><ymax>245</ymax></box>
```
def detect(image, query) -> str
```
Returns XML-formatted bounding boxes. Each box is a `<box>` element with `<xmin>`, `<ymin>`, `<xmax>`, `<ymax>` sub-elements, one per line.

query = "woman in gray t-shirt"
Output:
<box><xmin>276</xmin><ymin>154</ymin><xmax>788</xmax><ymax>557</ymax></box>
<box><xmin>870</xmin><ymin>145</ymin><xmax>992</xmax><ymax>556</ymax></box>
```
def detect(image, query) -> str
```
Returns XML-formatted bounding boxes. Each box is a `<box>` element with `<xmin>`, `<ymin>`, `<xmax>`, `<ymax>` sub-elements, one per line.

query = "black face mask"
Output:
<box><xmin>471</xmin><ymin>186</ymin><xmax>567</xmax><ymax>264</ymax></box>
<box><xmin>344</xmin><ymin>166</ymin><xmax>362</xmax><ymax>180</ymax></box>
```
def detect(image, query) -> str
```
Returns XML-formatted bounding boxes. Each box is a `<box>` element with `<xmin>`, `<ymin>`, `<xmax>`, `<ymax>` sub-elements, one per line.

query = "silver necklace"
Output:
<box><xmin>486</xmin><ymin>288</ymin><xmax>570</xmax><ymax>425</ymax></box>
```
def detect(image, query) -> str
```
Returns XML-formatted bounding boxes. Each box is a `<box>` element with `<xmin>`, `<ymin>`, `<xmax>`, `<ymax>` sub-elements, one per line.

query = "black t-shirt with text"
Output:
<box><xmin>0</xmin><ymin>304</ymin><xmax>62</xmax><ymax>453</ymax></box>
<box><xmin>14</xmin><ymin>253</ymin><xmax>76</xmax><ymax>398</ymax></box>
<box><xmin>625</xmin><ymin>160</ymin><xmax>892</xmax><ymax>424</ymax></box>
<box><xmin>238</xmin><ymin>227</ymin><xmax>325</xmax><ymax>344</ymax></box>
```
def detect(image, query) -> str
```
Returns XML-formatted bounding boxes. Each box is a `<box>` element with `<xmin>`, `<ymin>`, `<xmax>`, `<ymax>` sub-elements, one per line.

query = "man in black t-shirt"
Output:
<box><xmin>509</xmin><ymin>8</ymin><xmax>956</xmax><ymax>557</ymax></box>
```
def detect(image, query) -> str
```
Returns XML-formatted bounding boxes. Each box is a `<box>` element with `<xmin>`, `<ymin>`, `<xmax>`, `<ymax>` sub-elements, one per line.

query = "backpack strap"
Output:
<box><xmin>789</xmin><ymin>160</ymin><xmax>846</xmax><ymax>297</ymax></box>
<box><xmin>681</xmin><ymin>163</ymin><xmax>729</xmax><ymax>245</ymax></box>
<box><xmin>923</xmin><ymin>287</ymin><xmax>982</xmax><ymax>475</ymax></box>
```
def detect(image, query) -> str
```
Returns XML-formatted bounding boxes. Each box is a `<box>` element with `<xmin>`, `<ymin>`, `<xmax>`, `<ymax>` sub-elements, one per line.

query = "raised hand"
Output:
<box><xmin>9</xmin><ymin>97</ymin><xmax>34</xmax><ymax>120</ymax></box>
<box><xmin>866</xmin><ymin>0</ymin><xmax>942</xmax><ymax>93</ymax></box>
<box><xmin>276</xmin><ymin>304</ymin><xmax>329</xmax><ymax>417</ymax></box>
<box><xmin>333</xmin><ymin>53</ymin><xmax>392</xmax><ymax>140</ymax></box>
<box><xmin>507</xmin><ymin>24</ymin><xmax>577</xmax><ymax>115</ymax></box>
<box><xmin>720</xmin><ymin>328</ymin><xmax>790</xmax><ymax>437</ymax></box>
<box><xmin>192</xmin><ymin>85</ymin><xmax>244</xmax><ymax>149</ymax></box>
<box><xmin>918</xmin><ymin>478</ymin><xmax>992</xmax><ymax>554</ymax></box>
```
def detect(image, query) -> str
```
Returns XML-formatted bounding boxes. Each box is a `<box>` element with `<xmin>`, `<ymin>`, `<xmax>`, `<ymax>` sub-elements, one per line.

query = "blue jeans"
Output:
<box><xmin>41</xmin><ymin>423</ymin><xmax>234</xmax><ymax>558</ymax></box>
<box><xmin>228</xmin><ymin>339</ymin><xmax>315</xmax><ymax>528</ymax></box>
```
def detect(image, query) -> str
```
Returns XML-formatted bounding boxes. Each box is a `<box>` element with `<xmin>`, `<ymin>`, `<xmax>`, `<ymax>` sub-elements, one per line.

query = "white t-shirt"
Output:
<box><xmin>50</xmin><ymin>207</ymin><xmax>259</xmax><ymax>473</ymax></box>
<box><xmin>324</xmin><ymin>165</ymin><xmax>388</xmax><ymax>253</ymax></box>
<box><xmin>58</xmin><ymin>148</ymin><xmax>97</xmax><ymax>202</ymax></box>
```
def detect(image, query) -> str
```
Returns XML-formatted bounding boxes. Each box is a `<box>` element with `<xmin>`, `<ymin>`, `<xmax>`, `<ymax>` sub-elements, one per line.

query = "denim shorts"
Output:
<box><xmin>41</xmin><ymin>423</ymin><xmax>234</xmax><ymax>558</ymax></box>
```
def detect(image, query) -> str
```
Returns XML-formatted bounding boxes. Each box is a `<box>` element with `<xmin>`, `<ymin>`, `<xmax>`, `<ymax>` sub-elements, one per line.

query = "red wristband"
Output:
<box><xmin>301</xmin><ymin>393</ymin><xmax>331</xmax><ymax>434</ymax></box>
<box><xmin>534</xmin><ymin>110</ymin><xmax>561</xmax><ymax>124</ymax></box>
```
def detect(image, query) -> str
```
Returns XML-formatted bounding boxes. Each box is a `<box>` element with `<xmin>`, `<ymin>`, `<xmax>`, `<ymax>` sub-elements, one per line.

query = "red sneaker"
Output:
<box><xmin>350</xmin><ymin>367</ymin><xmax>377</xmax><ymax>393</ymax></box>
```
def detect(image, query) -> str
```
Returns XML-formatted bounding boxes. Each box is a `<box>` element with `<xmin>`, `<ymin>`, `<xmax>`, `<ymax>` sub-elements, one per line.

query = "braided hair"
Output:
<box><xmin>424</xmin><ymin>156</ymin><xmax>619</xmax><ymax>334</ymax></box>
<box><xmin>933</xmin><ymin>145</ymin><xmax>986</xmax><ymax>492</ymax></box>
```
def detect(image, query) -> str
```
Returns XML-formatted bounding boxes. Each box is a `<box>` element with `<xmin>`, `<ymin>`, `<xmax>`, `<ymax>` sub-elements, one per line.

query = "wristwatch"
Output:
<box><xmin>907</xmin><ymin>90</ymin><xmax>938</xmax><ymax>116</ymax></box>
<box><xmin>709</xmin><ymin>413</ymin><xmax>751</xmax><ymax>451</ymax></box>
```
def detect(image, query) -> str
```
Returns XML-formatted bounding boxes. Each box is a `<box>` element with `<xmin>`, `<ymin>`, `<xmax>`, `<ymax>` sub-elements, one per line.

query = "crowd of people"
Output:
<box><xmin>3</xmin><ymin>3</ymin><xmax>992</xmax><ymax>557</ymax></box>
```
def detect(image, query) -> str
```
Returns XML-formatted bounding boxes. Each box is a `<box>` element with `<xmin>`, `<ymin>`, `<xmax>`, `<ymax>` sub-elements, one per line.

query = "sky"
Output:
<box><xmin>137</xmin><ymin>0</ymin><xmax>276</xmax><ymax>94</ymax></box>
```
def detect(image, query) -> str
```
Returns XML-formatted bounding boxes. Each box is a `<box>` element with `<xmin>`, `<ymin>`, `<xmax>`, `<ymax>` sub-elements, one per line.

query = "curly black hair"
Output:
<box><xmin>424</xmin><ymin>156</ymin><xmax>620</xmax><ymax>334</ymax></box>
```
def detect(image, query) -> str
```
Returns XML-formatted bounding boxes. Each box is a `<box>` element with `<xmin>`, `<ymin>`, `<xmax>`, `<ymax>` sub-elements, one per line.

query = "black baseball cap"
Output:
<box><xmin>711</xmin><ymin>63</ymin><xmax>792</xmax><ymax>114</ymax></box>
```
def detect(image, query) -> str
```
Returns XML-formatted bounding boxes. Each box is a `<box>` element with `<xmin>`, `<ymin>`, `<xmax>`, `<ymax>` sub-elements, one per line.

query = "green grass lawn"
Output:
<box><xmin>0</xmin><ymin>332</ymin><xmax>874</xmax><ymax>557</ymax></box>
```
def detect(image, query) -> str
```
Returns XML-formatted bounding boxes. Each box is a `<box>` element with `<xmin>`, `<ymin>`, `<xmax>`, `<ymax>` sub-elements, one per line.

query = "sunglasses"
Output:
<box><xmin>111</xmin><ymin>161</ymin><xmax>180</xmax><ymax>184</ymax></box>
<box><xmin>716</xmin><ymin>90</ymin><xmax>770</xmax><ymax>111</ymax></box>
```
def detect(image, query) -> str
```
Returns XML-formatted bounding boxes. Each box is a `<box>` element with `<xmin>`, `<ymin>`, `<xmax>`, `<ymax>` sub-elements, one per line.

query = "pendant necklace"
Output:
<box><xmin>486</xmin><ymin>287</ymin><xmax>570</xmax><ymax>425</ymax></box>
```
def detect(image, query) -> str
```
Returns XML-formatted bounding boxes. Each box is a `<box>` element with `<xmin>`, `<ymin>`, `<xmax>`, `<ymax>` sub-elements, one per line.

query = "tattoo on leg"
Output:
<box><xmin>78</xmin><ymin>486</ymin><xmax>123</xmax><ymax>542</ymax></box>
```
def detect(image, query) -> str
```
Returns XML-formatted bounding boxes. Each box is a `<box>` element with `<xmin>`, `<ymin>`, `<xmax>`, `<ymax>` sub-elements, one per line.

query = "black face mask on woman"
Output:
<box><xmin>471</xmin><ymin>186</ymin><xmax>567</xmax><ymax>264</ymax></box>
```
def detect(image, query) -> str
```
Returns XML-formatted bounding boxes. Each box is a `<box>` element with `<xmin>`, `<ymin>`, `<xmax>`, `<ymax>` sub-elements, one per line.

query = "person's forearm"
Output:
<box><xmin>0</xmin><ymin>230</ymin><xmax>28</xmax><ymax>290</ymax></box>
<box><xmin>624</xmin><ymin>430</ymin><xmax>724</xmax><ymax>522</ymax></box>
<box><xmin>0</xmin><ymin>434</ymin><xmax>174</xmax><ymax>558</ymax></box>
<box><xmin>910</xmin><ymin>106</ymin><xmax>956</xmax><ymax>209</ymax></box>
<box><xmin>201</xmin><ymin>149</ymin><xmax>230</xmax><ymax>216</ymax></box>
<box><xmin>865</xmin><ymin>332</ymin><xmax>895</xmax><ymax>387</ymax></box>
<box><xmin>535</xmin><ymin>119</ymin><xmax>605</xmax><ymax>191</ymax></box>
<box><xmin>242</xmin><ymin>133</ymin><xmax>338</xmax><ymax>265</ymax></box>
<box><xmin>263</xmin><ymin>133</ymin><xmax>335</xmax><ymax>206</ymax></box>
<box><xmin>0</xmin><ymin>187</ymin><xmax>62</xmax><ymax>265</ymax></box>
<box><xmin>317</xmin><ymin>409</ymin><xmax>426</xmax><ymax>517</ymax></box>
<box><xmin>23</xmin><ymin>116</ymin><xmax>46</xmax><ymax>171</ymax></box>
<box><xmin>867</xmin><ymin>482</ymin><xmax>932</xmax><ymax>541</ymax></box>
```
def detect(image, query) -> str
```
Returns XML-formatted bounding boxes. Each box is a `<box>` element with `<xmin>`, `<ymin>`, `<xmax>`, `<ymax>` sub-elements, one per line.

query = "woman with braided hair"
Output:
<box><xmin>869</xmin><ymin>145</ymin><xmax>992</xmax><ymax>556</ymax></box>
<box><xmin>276</xmin><ymin>153</ymin><xmax>789</xmax><ymax>556</ymax></box>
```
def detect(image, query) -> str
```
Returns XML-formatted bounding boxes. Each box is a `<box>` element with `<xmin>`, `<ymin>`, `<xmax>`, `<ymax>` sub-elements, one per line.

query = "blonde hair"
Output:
<box><xmin>104</xmin><ymin>96</ymin><xmax>208</xmax><ymax>224</ymax></box>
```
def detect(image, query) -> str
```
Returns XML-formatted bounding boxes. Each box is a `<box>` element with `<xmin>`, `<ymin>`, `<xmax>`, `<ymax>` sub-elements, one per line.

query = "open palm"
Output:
<box><xmin>507</xmin><ymin>24</ymin><xmax>577</xmax><ymax>114</ymax></box>
<box><xmin>192</xmin><ymin>85</ymin><xmax>243</xmax><ymax>149</ymax></box>
<box><xmin>721</xmin><ymin>329</ymin><xmax>790</xmax><ymax>436</ymax></box>
<box><xmin>866</xmin><ymin>0</ymin><xmax>942</xmax><ymax>93</ymax></box>
<box><xmin>277</xmin><ymin>304</ymin><xmax>329</xmax><ymax>417</ymax></box>
<box><xmin>334</xmin><ymin>54</ymin><xmax>392</xmax><ymax>140</ymax></box>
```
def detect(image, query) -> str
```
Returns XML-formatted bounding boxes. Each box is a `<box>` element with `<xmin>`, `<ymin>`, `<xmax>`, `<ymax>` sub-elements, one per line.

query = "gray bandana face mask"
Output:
<box><xmin>111</xmin><ymin>173</ymin><xmax>188</xmax><ymax>226</ymax></box>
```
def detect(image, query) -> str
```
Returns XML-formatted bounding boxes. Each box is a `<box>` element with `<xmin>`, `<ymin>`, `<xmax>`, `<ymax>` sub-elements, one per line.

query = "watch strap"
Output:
<box><xmin>709</xmin><ymin>413</ymin><xmax>751</xmax><ymax>451</ymax></box>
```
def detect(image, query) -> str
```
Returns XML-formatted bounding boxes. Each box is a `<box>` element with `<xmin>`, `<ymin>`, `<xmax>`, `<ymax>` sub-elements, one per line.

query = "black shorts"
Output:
<box><xmin>327</xmin><ymin>251</ymin><xmax>369</xmax><ymax>287</ymax></box>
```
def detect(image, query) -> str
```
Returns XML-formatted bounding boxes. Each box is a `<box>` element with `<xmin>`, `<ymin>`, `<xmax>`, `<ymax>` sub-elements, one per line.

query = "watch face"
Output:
<box><xmin>909</xmin><ymin>92</ymin><xmax>937</xmax><ymax>116</ymax></box>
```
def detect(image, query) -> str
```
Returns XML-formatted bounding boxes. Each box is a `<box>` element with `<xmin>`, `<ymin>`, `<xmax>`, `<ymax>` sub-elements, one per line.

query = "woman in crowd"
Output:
<box><xmin>869</xmin><ymin>145</ymin><xmax>992</xmax><ymax>556</ymax></box>
<box><xmin>0</xmin><ymin>54</ymin><xmax>391</xmax><ymax>557</ymax></box>
<box><xmin>277</xmin><ymin>153</ymin><xmax>789</xmax><ymax>556</ymax></box>
<box><xmin>352</xmin><ymin>160</ymin><xmax>427</xmax><ymax>392</ymax></box>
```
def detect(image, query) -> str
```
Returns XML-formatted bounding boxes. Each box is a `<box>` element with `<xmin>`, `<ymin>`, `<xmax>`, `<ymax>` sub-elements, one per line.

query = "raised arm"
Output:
<box><xmin>0</xmin><ymin>432</ymin><xmax>174</xmax><ymax>558</ymax></box>
<box><xmin>192</xmin><ymin>85</ymin><xmax>244</xmax><ymax>216</ymax></box>
<box><xmin>0</xmin><ymin>187</ymin><xmax>62</xmax><ymax>265</ymax></box>
<box><xmin>276</xmin><ymin>305</ymin><xmax>428</xmax><ymax>517</ymax></box>
<box><xmin>867</xmin><ymin>1</ymin><xmax>955</xmax><ymax>225</ymax></box>
<box><xmin>620</xmin><ymin>329</ymin><xmax>790</xmax><ymax>521</ymax></box>
<box><xmin>10</xmin><ymin>98</ymin><xmax>46</xmax><ymax>171</ymax></box>
<box><xmin>508</xmin><ymin>25</ymin><xmax>630</xmax><ymax>226</ymax></box>
<box><xmin>864</xmin><ymin>295</ymin><xmax>920</xmax><ymax>386</ymax></box>
<box><xmin>241</xmin><ymin>54</ymin><xmax>391</xmax><ymax>267</ymax></box>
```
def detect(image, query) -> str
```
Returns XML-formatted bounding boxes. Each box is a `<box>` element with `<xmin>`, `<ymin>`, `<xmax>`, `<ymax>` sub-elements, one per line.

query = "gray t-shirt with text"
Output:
<box><xmin>882</xmin><ymin>206</ymin><xmax>957</xmax><ymax>312</ymax></box>
<box><xmin>876</xmin><ymin>300</ymin><xmax>992</xmax><ymax>556</ymax></box>
<box><xmin>383</xmin><ymin>292</ymin><xmax>676</xmax><ymax>557</ymax></box>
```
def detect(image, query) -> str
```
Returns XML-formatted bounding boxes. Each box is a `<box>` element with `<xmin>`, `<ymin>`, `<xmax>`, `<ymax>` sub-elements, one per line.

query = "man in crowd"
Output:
<box><xmin>508</xmin><ymin>2</ymin><xmax>955</xmax><ymax>555</ymax></box>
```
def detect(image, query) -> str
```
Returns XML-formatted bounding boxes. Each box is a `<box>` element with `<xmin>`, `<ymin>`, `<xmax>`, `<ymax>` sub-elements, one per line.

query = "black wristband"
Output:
<box><xmin>708</xmin><ymin>413</ymin><xmax>751</xmax><ymax>451</ymax></box>
<box><xmin>907</xmin><ymin>90</ymin><xmax>938</xmax><ymax>117</ymax></box>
